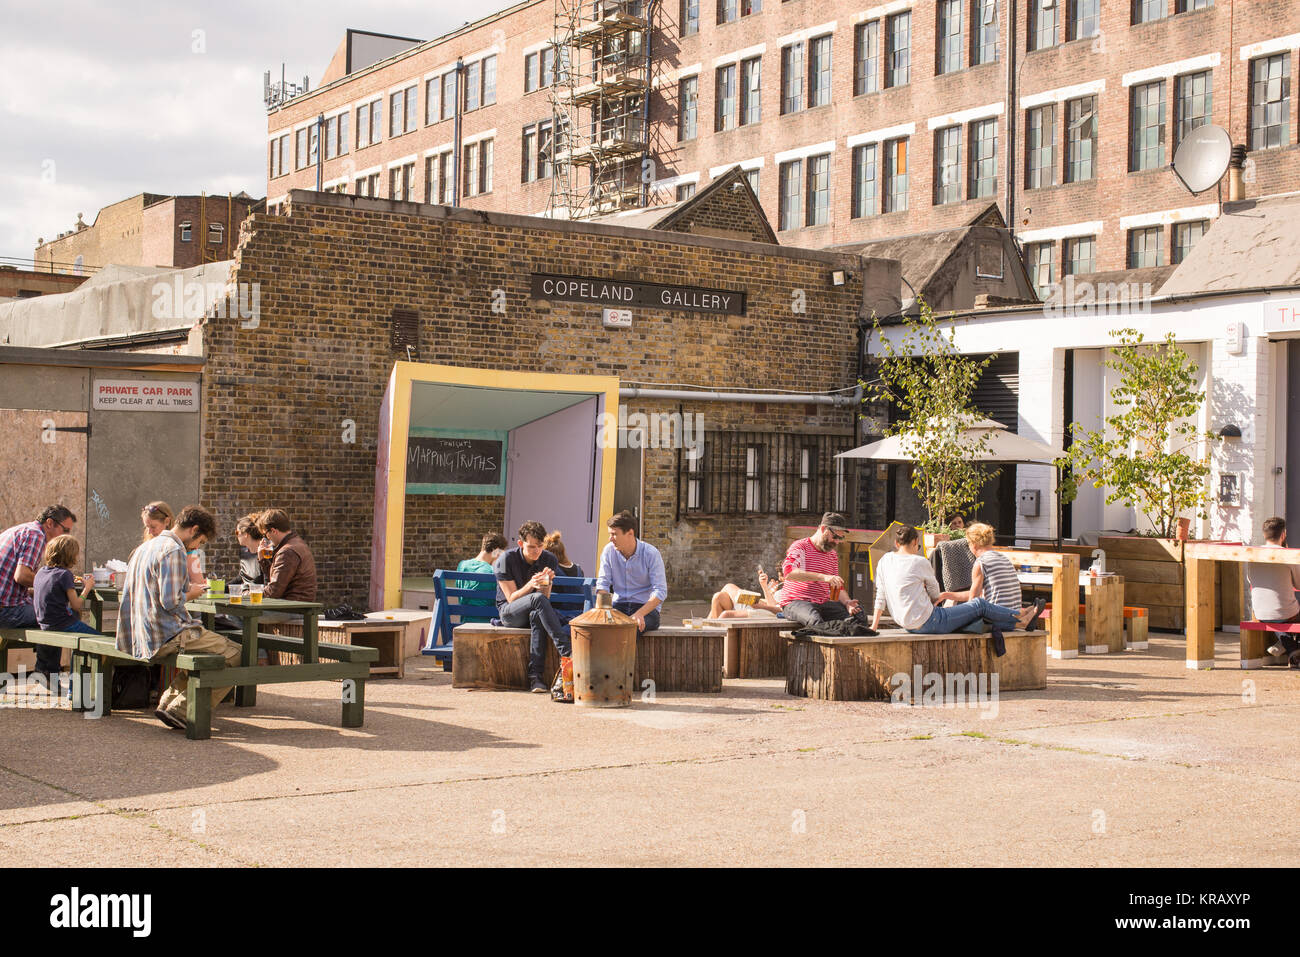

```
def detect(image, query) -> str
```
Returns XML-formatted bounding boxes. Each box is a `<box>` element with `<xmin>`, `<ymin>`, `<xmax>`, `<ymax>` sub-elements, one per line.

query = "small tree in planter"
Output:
<box><xmin>1057</xmin><ymin>328</ymin><xmax>1218</xmax><ymax>539</ymax></box>
<box><xmin>865</xmin><ymin>302</ymin><xmax>997</xmax><ymax>530</ymax></box>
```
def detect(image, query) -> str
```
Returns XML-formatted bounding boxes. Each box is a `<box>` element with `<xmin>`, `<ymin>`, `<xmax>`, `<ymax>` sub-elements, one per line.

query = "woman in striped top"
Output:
<box><xmin>949</xmin><ymin>523</ymin><xmax>1039</xmax><ymax>618</ymax></box>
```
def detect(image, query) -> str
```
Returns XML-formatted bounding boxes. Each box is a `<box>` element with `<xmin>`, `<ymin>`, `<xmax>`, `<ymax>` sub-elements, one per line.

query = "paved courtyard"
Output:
<box><xmin>3</xmin><ymin>630</ymin><xmax>1297</xmax><ymax>867</ymax></box>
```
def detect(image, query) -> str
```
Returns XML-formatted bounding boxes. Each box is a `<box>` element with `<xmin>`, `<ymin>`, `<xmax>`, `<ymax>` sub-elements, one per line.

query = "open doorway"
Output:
<box><xmin>369</xmin><ymin>362</ymin><xmax>621</xmax><ymax>610</ymax></box>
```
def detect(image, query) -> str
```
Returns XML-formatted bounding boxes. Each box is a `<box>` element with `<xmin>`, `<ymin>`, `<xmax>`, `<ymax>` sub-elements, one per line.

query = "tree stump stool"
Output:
<box><xmin>451</xmin><ymin>624</ymin><xmax>560</xmax><ymax>691</ymax></box>
<box><xmin>634</xmin><ymin>626</ymin><xmax>725</xmax><ymax>693</ymax></box>
<box><xmin>785</xmin><ymin>629</ymin><xmax>1047</xmax><ymax>702</ymax></box>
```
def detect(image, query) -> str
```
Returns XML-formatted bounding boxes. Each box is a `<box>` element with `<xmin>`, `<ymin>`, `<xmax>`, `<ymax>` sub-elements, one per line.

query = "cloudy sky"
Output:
<box><xmin>0</xmin><ymin>0</ymin><xmax>505</xmax><ymax>259</ymax></box>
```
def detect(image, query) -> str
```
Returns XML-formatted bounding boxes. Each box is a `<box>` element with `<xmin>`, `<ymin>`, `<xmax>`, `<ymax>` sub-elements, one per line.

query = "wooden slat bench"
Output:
<box><xmin>785</xmin><ymin>628</ymin><xmax>1047</xmax><ymax>702</ymax></box>
<box><xmin>1239</xmin><ymin>620</ymin><xmax>1300</xmax><ymax>668</ymax></box>
<box><xmin>451</xmin><ymin>622</ymin><xmax>725</xmax><ymax>693</ymax></box>
<box><xmin>703</xmin><ymin>617</ymin><xmax>791</xmax><ymax>679</ymax></box>
<box><xmin>1040</xmin><ymin>604</ymin><xmax>1150</xmax><ymax>651</ymax></box>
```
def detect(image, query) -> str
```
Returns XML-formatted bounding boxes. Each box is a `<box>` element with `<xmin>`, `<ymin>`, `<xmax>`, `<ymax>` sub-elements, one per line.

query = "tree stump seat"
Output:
<box><xmin>451</xmin><ymin>623</ymin><xmax>726</xmax><ymax>692</ymax></box>
<box><xmin>785</xmin><ymin>628</ymin><xmax>1047</xmax><ymax>702</ymax></box>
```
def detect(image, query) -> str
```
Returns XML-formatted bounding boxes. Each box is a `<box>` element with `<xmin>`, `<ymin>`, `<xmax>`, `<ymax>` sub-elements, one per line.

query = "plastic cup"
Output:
<box><xmin>250</xmin><ymin>584</ymin><xmax>264</xmax><ymax>604</ymax></box>
<box><xmin>228</xmin><ymin>583</ymin><xmax>243</xmax><ymax>604</ymax></box>
<box><xmin>691</xmin><ymin>617</ymin><xmax>703</xmax><ymax>630</ymax></box>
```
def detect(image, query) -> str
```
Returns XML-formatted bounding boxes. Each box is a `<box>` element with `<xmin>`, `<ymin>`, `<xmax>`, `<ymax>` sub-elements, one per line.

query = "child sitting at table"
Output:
<box><xmin>33</xmin><ymin>535</ymin><xmax>102</xmax><ymax>690</ymax></box>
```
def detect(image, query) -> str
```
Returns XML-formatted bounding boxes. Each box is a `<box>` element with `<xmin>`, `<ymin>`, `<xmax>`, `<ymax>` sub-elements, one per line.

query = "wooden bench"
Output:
<box><xmin>785</xmin><ymin>628</ymin><xmax>1047</xmax><ymax>702</ymax></box>
<box><xmin>703</xmin><ymin>617</ymin><xmax>791</xmax><ymax>678</ymax></box>
<box><xmin>1040</xmin><ymin>604</ymin><xmax>1150</xmax><ymax>651</ymax></box>
<box><xmin>263</xmin><ymin>619</ymin><xmax>406</xmax><ymax>677</ymax></box>
<box><xmin>1239</xmin><ymin>620</ymin><xmax>1300</xmax><ymax>668</ymax></box>
<box><xmin>3</xmin><ymin>627</ymin><xmax>375</xmax><ymax>740</ymax></box>
<box><xmin>451</xmin><ymin>622</ymin><xmax>725</xmax><ymax>693</ymax></box>
<box><xmin>422</xmin><ymin>569</ymin><xmax>594</xmax><ymax>670</ymax></box>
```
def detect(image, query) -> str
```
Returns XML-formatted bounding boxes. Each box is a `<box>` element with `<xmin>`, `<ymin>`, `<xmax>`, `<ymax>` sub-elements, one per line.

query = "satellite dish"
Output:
<box><xmin>1172</xmin><ymin>124</ymin><xmax>1232</xmax><ymax>194</ymax></box>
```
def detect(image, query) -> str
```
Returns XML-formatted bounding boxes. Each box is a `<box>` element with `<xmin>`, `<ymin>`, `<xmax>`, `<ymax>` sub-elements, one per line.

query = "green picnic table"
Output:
<box><xmin>85</xmin><ymin>587</ymin><xmax>375</xmax><ymax>737</ymax></box>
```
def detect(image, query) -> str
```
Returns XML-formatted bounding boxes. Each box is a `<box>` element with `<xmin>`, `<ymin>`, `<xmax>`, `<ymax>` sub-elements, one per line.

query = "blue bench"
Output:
<box><xmin>421</xmin><ymin>569</ymin><xmax>595</xmax><ymax>669</ymax></box>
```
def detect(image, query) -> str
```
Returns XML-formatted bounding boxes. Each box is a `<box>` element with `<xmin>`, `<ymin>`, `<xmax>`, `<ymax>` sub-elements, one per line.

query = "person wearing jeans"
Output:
<box><xmin>871</xmin><ymin>526</ymin><xmax>1040</xmax><ymax>635</ymax></box>
<box><xmin>595</xmin><ymin>510</ymin><xmax>667</xmax><ymax>634</ymax></box>
<box><xmin>495</xmin><ymin>520</ymin><xmax>571</xmax><ymax>693</ymax></box>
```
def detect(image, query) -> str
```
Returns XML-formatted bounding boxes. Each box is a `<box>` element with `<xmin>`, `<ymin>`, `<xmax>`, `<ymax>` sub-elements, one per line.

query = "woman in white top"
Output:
<box><xmin>870</xmin><ymin>526</ymin><xmax>1040</xmax><ymax>634</ymax></box>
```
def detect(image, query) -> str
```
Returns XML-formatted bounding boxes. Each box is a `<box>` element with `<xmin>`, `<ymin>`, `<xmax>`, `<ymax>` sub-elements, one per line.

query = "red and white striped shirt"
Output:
<box><xmin>779</xmin><ymin>537</ymin><xmax>841</xmax><ymax>606</ymax></box>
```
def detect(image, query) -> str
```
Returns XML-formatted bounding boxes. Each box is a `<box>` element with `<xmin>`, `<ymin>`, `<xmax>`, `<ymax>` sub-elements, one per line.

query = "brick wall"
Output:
<box><xmin>199</xmin><ymin>191</ymin><xmax>877</xmax><ymax>607</ymax></box>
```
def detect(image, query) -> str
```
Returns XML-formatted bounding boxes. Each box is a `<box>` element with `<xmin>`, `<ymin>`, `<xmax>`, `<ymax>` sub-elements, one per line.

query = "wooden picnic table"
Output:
<box><xmin>89</xmin><ymin>587</ymin><xmax>325</xmax><ymax>708</ymax></box>
<box><xmin>1183</xmin><ymin>542</ymin><xmax>1300</xmax><ymax>669</ymax></box>
<box><xmin>1018</xmin><ymin>571</ymin><xmax>1127</xmax><ymax>654</ymax></box>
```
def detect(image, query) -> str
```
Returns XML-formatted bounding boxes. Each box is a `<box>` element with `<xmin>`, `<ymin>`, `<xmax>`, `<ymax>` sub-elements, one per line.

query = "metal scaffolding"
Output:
<box><xmin>548</xmin><ymin>0</ymin><xmax>651</xmax><ymax>219</ymax></box>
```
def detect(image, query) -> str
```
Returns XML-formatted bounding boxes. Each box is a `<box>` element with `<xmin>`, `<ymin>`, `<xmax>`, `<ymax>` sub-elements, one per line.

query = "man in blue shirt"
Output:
<box><xmin>595</xmin><ymin>510</ymin><xmax>667</xmax><ymax>633</ymax></box>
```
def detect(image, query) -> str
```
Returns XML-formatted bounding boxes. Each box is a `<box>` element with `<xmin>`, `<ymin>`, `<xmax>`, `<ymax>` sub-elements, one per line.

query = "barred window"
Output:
<box><xmin>679</xmin><ymin>431</ymin><xmax>854</xmax><ymax>516</ymax></box>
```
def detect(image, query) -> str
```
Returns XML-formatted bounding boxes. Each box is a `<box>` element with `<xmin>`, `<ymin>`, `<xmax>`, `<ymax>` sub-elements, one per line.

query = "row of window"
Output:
<box><xmin>340</xmin><ymin>138</ymin><xmax>497</xmax><ymax>203</ymax></box>
<box><xmin>1031</xmin><ymin>0</ymin><xmax>1213</xmax><ymax>52</ymax></box>
<box><xmin>269</xmin><ymin>57</ymin><xmax>497</xmax><ymax>179</ymax></box>
<box><xmin>1025</xmin><ymin>219</ymin><xmax>1209</xmax><ymax>293</ymax></box>
<box><xmin>176</xmin><ymin>222</ymin><xmax>223</xmax><ymax>244</ymax></box>
<box><xmin>681</xmin><ymin>0</ymin><xmax>1211</xmax><ymax>58</ymax></box>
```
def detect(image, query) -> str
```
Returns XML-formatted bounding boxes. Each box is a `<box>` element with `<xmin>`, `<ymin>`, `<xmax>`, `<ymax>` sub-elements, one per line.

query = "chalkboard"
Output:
<box><xmin>406</xmin><ymin>433</ymin><xmax>506</xmax><ymax>495</ymax></box>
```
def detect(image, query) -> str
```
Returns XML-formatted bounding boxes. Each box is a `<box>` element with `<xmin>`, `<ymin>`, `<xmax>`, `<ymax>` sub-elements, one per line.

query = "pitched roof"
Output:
<box><xmin>828</xmin><ymin>204</ymin><xmax>1024</xmax><ymax>311</ymax></box>
<box><xmin>1159</xmin><ymin>192</ymin><xmax>1300</xmax><ymax>296</ymax></box>
<box><xmin>587</xmin><ymin>166</ymin><xmax>778</xmax><ymax>244</ymax></box>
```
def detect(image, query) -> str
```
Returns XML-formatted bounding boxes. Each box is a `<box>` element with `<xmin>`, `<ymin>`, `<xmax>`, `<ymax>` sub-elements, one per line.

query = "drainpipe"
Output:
<box><xmin>1004</xmin><ymin>0</ymin><xmax>1018</xmax><ymax>233</ymax></box>
<box><xmin>315</xmin><ymin>113</ymin><xmax>325</xmax><ymax>192</ymax></box>
<box><xmin>452</xmin><ymin>60</ymin><xmax>464</xmax><ymax>206</ymax></box>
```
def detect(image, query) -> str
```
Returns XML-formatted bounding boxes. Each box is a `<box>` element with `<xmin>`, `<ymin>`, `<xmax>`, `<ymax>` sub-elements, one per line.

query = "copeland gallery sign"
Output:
<box><xmin>530</xmin><ymin>273</ymin><xmax>746</xmax><ymax>315</ymax></box>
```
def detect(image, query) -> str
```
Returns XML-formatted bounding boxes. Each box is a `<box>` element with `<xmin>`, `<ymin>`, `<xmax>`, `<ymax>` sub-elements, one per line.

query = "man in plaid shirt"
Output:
<box><xmin>116</xmin><ymin>504</ymin><xmax>241</xmax><ymax>730</ymax></box>
<box><xmin>0</xmin><ymin>505</ymin><xmax>78</xmax><ymax>676</ymax></box>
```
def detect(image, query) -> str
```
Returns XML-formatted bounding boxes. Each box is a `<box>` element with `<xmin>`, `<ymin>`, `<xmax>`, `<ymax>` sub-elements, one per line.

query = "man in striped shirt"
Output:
<box><xmin>778</xmin><ymin>511</ymin><xmax>862</xmax><ymax>630</ymax></box>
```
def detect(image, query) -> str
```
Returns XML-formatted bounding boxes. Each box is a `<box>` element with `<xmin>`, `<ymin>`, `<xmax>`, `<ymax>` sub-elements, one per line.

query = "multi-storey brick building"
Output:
<box><xmin>35</xmin><ymin>192</ymin><xmax>261</xmax><ymax>273</ymax></box>
<box><xmin>266</xmin><ymin>1</ymin><xmax>1300</xmax><ymax>278</ymax></box>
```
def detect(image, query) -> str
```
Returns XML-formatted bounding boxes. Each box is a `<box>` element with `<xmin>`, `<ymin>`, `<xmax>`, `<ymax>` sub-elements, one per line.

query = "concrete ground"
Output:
<box><xmin>2</xmin><ymin>626</ymin><xmax>1297</xmax><ymax>867</ymax></box>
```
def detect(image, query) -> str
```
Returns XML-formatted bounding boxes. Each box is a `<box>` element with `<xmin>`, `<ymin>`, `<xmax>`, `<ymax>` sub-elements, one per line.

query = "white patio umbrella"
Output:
<box><xmin>837</xmin><ymin>418</ymin><xmax>1068</xmax><ymax>544</ymax></box>
<box><xmin>837</xmin><ymin>418</ymin><xmax>1065</xmax><ymax>465</ymax></box>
